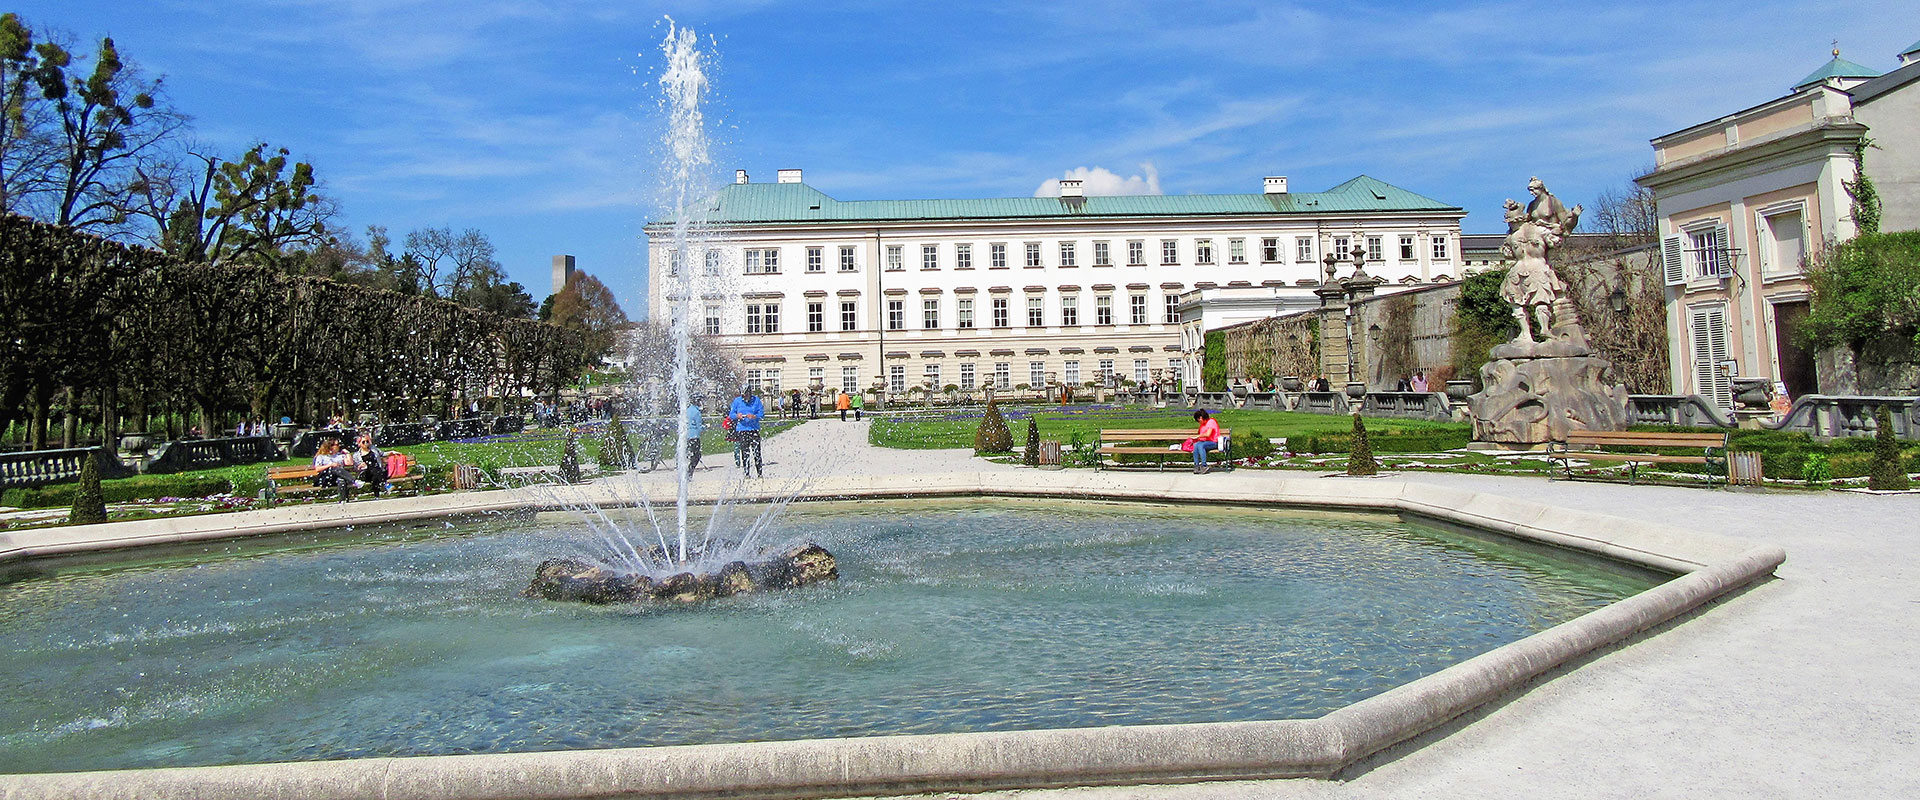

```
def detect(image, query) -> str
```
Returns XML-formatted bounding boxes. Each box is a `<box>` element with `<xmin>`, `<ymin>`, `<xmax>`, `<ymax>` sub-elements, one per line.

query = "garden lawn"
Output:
<box><xmin>868</xmin><ymin>405</ymin><xmax>1467</xmax><ymax>451</ymax></box>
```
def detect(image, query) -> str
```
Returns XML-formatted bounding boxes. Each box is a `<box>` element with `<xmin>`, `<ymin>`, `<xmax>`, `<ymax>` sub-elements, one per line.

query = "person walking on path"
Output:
<box><xmin>683</xmin><ymin>397</ymin><xmax>705</xmax><ymax>476</ymax></box>
<box><xmin>850</xmin><ymin>392</ymin><xmax>864</xmax><ymax>421</ymax></box>
<box><xmin>836</xmin><ymin>391</ymin><xmax>852</xmax><ymax>421</ymax></box>
<box><xmin>1185</xmin><ymin>409</ymin><xmax>1224</xmax><ymax>475</ymax></box>
<box><xmin>728</xmin><ymin>387</ymin><xmax>766</xmax><ymax>478</ymax></box>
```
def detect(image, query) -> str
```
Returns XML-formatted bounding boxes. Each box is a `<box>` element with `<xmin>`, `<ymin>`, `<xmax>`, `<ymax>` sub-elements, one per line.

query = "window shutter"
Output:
<box><xmin>1690</xmin><ymin>306</ymin><xmax>1733</xmax><ymax>408</ymax></box>
<box><xmin>1662</xmin><ymin>235</ymin><xmax>1686</xmax><ymax>285</ymax></box>
<box><xmin>1712</xmin><ymin>224</ymin><xmax>1732</xmax><ymax>277</ymax></box>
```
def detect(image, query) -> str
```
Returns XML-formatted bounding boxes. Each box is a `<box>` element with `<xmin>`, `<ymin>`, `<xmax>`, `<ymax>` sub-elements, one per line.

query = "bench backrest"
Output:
<box><xmin>1565</xmin><ymin>430</ymin><xmax>1728</xmax><ymax>448</ymax></box>
<box><xmin>1100</xmin><ymin>429</ymin><xmax>1198</xmax><ymax>440</ymax></box>
<box><xmin>268</xmin><ymin>466</ymin><xmax>322</xmax><ymax>480</ymax></box>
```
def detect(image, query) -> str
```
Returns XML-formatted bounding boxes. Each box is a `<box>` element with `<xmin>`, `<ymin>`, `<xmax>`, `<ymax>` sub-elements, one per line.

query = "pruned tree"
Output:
<box><xmin>24</xmin><ymin>32</ymin><xmax>186</xmax><ymax>231</ymax></box>
<box><xmin>130</xmin><ymin>141</ymin><xmax>332</xmax><ymax>265</ymax></box>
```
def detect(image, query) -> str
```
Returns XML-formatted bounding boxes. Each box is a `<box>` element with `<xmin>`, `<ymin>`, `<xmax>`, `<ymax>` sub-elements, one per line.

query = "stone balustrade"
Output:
<box><xmin>1359</xmin><ymin>391</ymin><xmax>1454</xmax><ymax>421</ymax></box>
<box><xmin>1625</xmin><ymin>395</ymin><xmax>1735</xmax><ymax>429</ymax></box>
<box><xmin>0</xmin><ymin>447</ymin><xmax>133</xmax><ymax>489</ymax></box>
<box><xmin>1764</xmin><ymin>395</ymin><xmax>1919</xmax><ymax>440</ymax></box>
<box><xmin>145</xmin><ymin>436</ymin><xmax>283</xmax><ymax>475</ymax></box>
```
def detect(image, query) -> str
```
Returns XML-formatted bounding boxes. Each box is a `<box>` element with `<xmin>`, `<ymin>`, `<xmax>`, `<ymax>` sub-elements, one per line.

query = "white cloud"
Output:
<box><xmin>1033</xmin><ymin>164</ymin><xmax>1162</xmax><ymax>197</ymax></box>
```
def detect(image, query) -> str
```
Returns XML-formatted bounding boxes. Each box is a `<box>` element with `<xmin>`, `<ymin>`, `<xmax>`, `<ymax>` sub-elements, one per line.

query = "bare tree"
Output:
<box><xmin>24</xmin><ymin>33</ymin><xmax>187</xmax><ymax>232</ymax></box>
<box><xmin>1589</xmin><ymin>170</ymin><xmax>1658</xmax><ymax>249</ymax></box>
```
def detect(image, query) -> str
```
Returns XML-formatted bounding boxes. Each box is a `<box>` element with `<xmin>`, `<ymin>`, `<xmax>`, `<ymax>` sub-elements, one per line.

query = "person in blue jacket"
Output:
<box><xmin>727</xmin><ymin>386</ymin><xmax>766</xmax><ymax>478</ymax></box>
<box><xmin>683</xmin><ymin>396</ymin><xmax>704</xmax><ymax>477</ymax></box>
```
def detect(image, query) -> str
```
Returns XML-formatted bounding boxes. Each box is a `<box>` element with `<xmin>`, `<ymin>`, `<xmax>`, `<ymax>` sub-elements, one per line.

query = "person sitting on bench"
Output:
<box><xmin>352</xmin><ymin>432</ymin><xmax>388</xmax><ymax>496</ymax></box>
<box><xmin>1185</xmin><ymin>409</ymin><xmax>1224</xmax><ymax>475</ymax></box>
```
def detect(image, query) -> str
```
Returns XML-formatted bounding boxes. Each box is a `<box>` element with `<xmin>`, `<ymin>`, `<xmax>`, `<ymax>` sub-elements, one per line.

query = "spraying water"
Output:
<box><xmin>659</xmin><ymin>18</ymin><xmax>711</xmax><ymax>564</ymax></box>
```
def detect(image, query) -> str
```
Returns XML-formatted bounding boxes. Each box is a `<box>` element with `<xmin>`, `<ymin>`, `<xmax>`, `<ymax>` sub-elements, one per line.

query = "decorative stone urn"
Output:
<box><xmin>1446</xmin><ymin>380</ymin><xmax>1475</xmax><ymax>403</ymax></box>
<box><xmin>1281</xmin><ymin>376</ymin><xmax>1303</xmax><ymax>392</ymax></box>
<box><xmin>119</xmin><ymin>432</ymin><xmax>154</xmax><ymax>455</ymax></box>
<box><xmin>1344</xmin><ymin>381</ymin><xmax>1367</xmax><ymax>399</ymax></box>
<box><xmin>1731</xmin><ymin>378</ymin><xmax>1773</xmax><ymax>411</ymax></box>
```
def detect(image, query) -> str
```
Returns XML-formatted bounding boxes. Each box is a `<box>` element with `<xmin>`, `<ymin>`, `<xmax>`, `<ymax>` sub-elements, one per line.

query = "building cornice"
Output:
<box><xmin>1637</xmin><ymin>121</ymin><xmax>1867</xmax><ymax>191</ymax></box>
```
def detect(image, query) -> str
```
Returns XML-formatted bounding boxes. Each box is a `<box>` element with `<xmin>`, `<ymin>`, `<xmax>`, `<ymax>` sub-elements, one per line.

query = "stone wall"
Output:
<box><xmin>1350</xmin><ymin>283</ymin><xmax>1463</xmax><ymax>388</ymax></box>
<box><xmin>1219</xmin><ymin>313</ymin><xmax>1319</xmax><ymax>387</ymax></box>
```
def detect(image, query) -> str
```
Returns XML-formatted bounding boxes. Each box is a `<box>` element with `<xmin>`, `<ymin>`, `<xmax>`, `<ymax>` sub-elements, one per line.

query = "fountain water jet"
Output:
<box><xmin>525</xmin><ymin>19</ymin><xmax>836</xmax><ymax>603</ymax></box>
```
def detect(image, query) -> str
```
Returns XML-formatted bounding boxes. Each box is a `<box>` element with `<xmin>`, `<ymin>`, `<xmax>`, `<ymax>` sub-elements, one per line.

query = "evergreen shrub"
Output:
<box><xmin>974</xmin><ymin>400</ymin><xmax>1013</xmax><ymax>454</ymax></box>
<box><xmin>1347</xmin><ymin>413</ymin><xmax>1378</xmax><ymax>476</ymax></box>
<box><xmin>1024</xmin><ymin>417</ymin><xmax>1041</xmax><ymax>466</ymax></box>
<box><xmin>68</xmin><ymin>454</ymin><xmax>107</xmax><ymax>524</ymax></box>
<box><xmin>1869</xmin><ymin>406</ymin><xmax>1911</xmax><ymax>491</ymax></box>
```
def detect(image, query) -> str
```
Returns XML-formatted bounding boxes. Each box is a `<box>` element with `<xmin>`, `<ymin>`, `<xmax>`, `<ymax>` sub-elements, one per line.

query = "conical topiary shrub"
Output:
<box><xmin>974</xmin><ymin>399</ymin><xmax>1013</xmax><ymax>455</ymax></box>
<box><xmin>559</xmin><ymin>430</ymin><xmax>583</xmax><ymax>484</ymax></box>
<box><xmin>1347</xmin><ymin>413</ymin><xmax>1378</xmax><ymax>477</ymax></box>
<box><xmin>1868</xmin><ymin>405</ymin><xmax>1910</xmax><ymax>491</ymax></box>
<box><xmin>1024</xmin><ymin>417</ymin><xmax>1041</xmax><ymax>466</ymax></box>
<box><xmin>69</xmin><ymin>451</ymin><xmax>107</xmax><ymax>525</ymax></box>
<box><xmin>600</xmin><ymin>415</ymin><xmax>634</xmax><ymax>472</ymax></box>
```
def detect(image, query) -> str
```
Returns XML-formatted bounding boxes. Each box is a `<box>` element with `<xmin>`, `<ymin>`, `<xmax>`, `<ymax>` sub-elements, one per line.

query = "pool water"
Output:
<box><xmin>0</xmin><ymin>500</ymin><xmax>1658</xmax><ymax>773</ymax></box>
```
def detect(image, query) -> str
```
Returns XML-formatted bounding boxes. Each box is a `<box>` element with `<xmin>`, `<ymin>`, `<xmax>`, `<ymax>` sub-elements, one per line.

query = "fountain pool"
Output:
<box><xmin>0</xmin><ymin>499</ymin><xmax>1657</xmax><ymax>775</ymax></box>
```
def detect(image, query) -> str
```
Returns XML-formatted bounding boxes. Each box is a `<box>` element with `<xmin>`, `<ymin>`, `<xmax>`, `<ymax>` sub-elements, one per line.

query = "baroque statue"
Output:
<box><xmin>1466</xmin><ymin>178</ymin><xmax>1628</xmax><ymax>445</ymax></box>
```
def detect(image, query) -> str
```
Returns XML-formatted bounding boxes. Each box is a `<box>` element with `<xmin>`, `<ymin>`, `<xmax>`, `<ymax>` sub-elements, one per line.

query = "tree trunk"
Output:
<box><xmin>62</xmin><ymin>386</ymin><xmax>78</xmax><ymax>449</ymax></box>
<box><xmin>30</xmin><ymin>383</ymin><xmax>50</xmax><ymax>450</ymax></box>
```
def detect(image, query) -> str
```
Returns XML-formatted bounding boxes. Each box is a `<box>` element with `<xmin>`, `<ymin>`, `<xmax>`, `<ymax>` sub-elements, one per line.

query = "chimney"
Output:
<box><xmin>1264</xmin><ymin>176</ymin><xmax>1288</xmax><ymax>194</ymax></box>
<box><xmin>777</xmin><ymin>168</ymin><xmax>803</xmax><ymax>184</ymax></box>
<box><xmin>551</xmin><ymin>254</ymin><xmax>576</xmax><ymax>296</ymax></box>
<box><xmin>735</xmin><ymin>169</ymin><xmax>749</xmax><ymax>184</ymax></box>
<box><xmin>1059</xmin><ymin>179</ymin><xmax>1083</xmax><ymax>198</ymax></box>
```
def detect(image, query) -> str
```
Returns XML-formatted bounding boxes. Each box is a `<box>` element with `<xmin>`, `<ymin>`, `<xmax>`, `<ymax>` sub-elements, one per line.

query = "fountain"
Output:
<box><xmin>522</xmin><ymin>19</ymin><xmax>836</xmax><ymax>605</ymax></box>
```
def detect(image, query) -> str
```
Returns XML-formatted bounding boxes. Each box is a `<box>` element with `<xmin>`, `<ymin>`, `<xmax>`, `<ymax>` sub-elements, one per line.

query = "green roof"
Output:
<box><xmin>654</xmin><ymin>175</ymin><xmax>1460</xmax><ymax>227</ymax></box>
<box><xmin>1794</xmin><ymin>55</ymin><xmax>1881</xmax><ymax>89</ymax></box>
<box><xmin>1903</xmin><ymin>39</ymin><xmax>1920</xmax><ymax>57</ymax></box>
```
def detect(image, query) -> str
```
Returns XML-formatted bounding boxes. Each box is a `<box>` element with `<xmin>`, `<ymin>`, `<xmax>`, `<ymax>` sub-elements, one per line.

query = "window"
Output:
<box><xmin>990</xmin><ymin>243</ymin><xmax>1007</xmax><ymax>269</ymax></box>
<box><xmin>957</xmin><ymin>298</ymin><xmax>974</xmax><ymax>329</ymax></box>
<box><xmin>1027</xmin><ymin>296</ymin><xmax>1045</xmax><ymax>327</ymax></box>
<box><xmin>992</xmin><ymin>297</ymin><xmax>1009</xmax><ymax>327</ymax></box>
<box><xmin>1399</xmin><ymin>235</ymin><xmax>1416</xmax><ymax>261</ymax></box>
<box><xmin>1169</xmin><ymin>358</ymin><xmax>1181</xmax><ymax>380</ymax></box>
<box><xmin>995</xmin><ymin>362</ymin><xmax>1011</xmax><ymax>389</ymax></box>
<box><xmin>1098</xmin><ymin>359</ymin><xmax>1113</xmax><ymax>380</ymax></box>
<box><xmin>889</xmin><ymin>364</ymin><xmax>906</xmax><ymax>393</ymax></box>
<box><xmin>1685</xmin><ymin>226</ymin><xmax>1725</xmax><ymax>278</ymax></box>
<box><xmin>1095</xmin><ymin>295</ymin><xmax>1113</xmax><ymax>325</ymax></box>
<box><xmin>1093</xmin><ymin>241</ymin><xmax>1112</xmax><ymax>266</ymax></box>
<box><xmin>1366</xmin><ymin>236</ymin><xmax>1383</xmax><ymax>262</ymax></box>
<box><xmin>1261</xmin><ymin>237</ymin><xmax>1280</xmax><ymax>262</ymax></box>
<box><xmin>1127</xmin><ymin>240</ymin><xmax>1146</xmax><ymax>266</ymax></box>
<box><xmin>807</xmin><ymin>246</ymin><xmax>823</xmax><ymax>273</ymax></box>
<box><xmin>842</xmin><ymin>366</ymin><xmax>859</xmax><ymax>395</ymax></box>
<box><xmin>703</xmin><ymin>250</ymin><xmax>721</xmax><ymax>275</ymax></box>
<box><xmin>1228</xmin><ymin>238</ymin><xmax>1247</xmax><ymax>264</ymax></box>
<box><xmin>1195</xmin><ymin>239</ymin><xmax>1214</xmax><ymax>265</ymax></box>
<box><xmin>960</xmin><ymin>363</ymin><xmax>976</xmax><ymax>390</ymax></box>
<box><xmin>1431</xmin><ymin>234</ymin><xmax>1449</xmax><ymax>260</ymax></box>
<box><xmin>839</xmin><ymin>246</ymin><xmax>857</xmax><ymax>272</ymax></box>
<box><xmin>1024</xmin><ymin>242</ymin><xmax>1042</xmax><ymax>268</ymax></box>
<box><xmin>1164</xmin><ymin>294</ymin><xmax>1180</xmax><ymax>323</ymax></box>
<box><xmin>1065</xmin><ymin>360</ymin><xmax>1080</xmax><ymax>384</ymax></box>
<box><xmin>745</xmin><ymin>248</ymin><xmax>779</xmax><ymax>274</ymax></box>
<box><xmin>807</xmin><ymin>302</ymin><xmax>824</xmax><ymax>332</ymax></box>
<box><xmin>1759</xmin><ymin>207</ymin><xmax>1806</xmax><ymax>273</ymax></box>
<box><xmin>746</xmin><ymin>303</ymin><xmax>769</xmax><ymax>334</ymax></box>
<box><xmin>1059</xmin><ymin>241</ymin><xmax>1077</xmax><ymax>267</ymax></box>
<box><xmin>1060</xmin><ymin>295</ymin><xmax>1078</xmax><ymax>326</ymax></box>
<box><xmin>887</xmin><ymin>299</ymin><xmax>904</xmax><ymax>330</ymax></box>
<box><xmin>1295</xmin><ymin>236</ymin><xmax>1314</xmax><ymax>263</ymax></box>
<box><xmin>886</xmin><ymin>245</ymin><xmax>903</xmax><ymax>271</ymax></box>
<box><xmin>764</xmin><ymin>369</ymin><xmax>781</xmax><ymax>393</ymax></box>
<box><xmin>922</xmin><ymin>244</ymin><xmax>939</xmax><ymax>270</ymax></box>
<box><xmin>956</xmin><ymin>243</ymin><xmax>972</xmax><ymax>270</ymax></box>
<box><xmin>924</xmin><ymin>363</ymin><xmax>941</xmax><ymax>389</ymax></box>
<box><xmin>745</xmin><ymin>369</ymin><xmax>762</xmax><ymax>392</ymax></box>
<box><xmin>1130</xmin><ymin>294</ymin><xmax>1147</xmax><ymax>325</ymax></box>
<box><xmin>922</xmin><ymin>298</ymin><xmax>940</xmax><ymax>329</ymax></box>
<box><xmin>703</xmin><ymin>305</ymin><xmax>720</xmax><ymax>335</ymax></box>
<box><xmin>664</xmin><ymin>248</ymin><xmax>680</xmax><ymax>277</ymax></box>
<box><xmin>808</xmin><ymin>366</ymin><xmax>824</xmax><ymax>388</ymax></box>
<box><xmin>1161</xmin><ymin>239</ymin><xmax>1178</xmax><ymax>265</ymax></box>
<box><xmin>840</xmin><ymin>300</ymin><xmax>857</xmax><ymax>331</ymax></box>
<box><xmin>1333</xmin><ymin>236</ymin><xmax>1350</xmax><ymax>261</ymax></box>
<box><xmin>1029</xmin><ymin>361</ymin><xmax>1046</xmax><ymax>388</ymax></box>
<box><xmin>1134</xmin><ymin>359</ymin><xmax>1149</xmax><ymax>383</ymax></box>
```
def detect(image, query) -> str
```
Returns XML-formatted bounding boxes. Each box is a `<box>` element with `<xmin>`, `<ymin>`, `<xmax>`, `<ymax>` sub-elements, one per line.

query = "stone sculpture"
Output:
<box><xmin>1467</xmin><ymin>178</ymin><xmax>1629</xmax><ymax>445</ymax></box>
<box><xmin>525</xmin><ymin>543</ymin><xmax>838</xmax><ymax>605</ymax></box>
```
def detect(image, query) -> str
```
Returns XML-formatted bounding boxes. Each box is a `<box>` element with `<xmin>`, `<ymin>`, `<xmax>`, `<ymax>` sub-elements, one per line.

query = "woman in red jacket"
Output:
<box><xmin>1186</xmin><ymin>409</ymin><xmax>1223</xmax><ymax>474</ymax></box>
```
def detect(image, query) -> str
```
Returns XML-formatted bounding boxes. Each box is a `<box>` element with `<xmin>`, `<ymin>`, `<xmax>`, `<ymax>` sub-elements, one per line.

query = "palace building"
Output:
<box><xmin>644</xmin><ymin>169</ymin><xmax>1464</xmax><ymax>396</ymax></box>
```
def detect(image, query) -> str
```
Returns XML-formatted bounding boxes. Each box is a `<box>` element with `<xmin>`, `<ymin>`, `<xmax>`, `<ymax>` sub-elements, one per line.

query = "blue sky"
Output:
<box><xmin>12</xmin><ymin>1</ymin><xmax>1915</xmax><ymax>315</ymax></box>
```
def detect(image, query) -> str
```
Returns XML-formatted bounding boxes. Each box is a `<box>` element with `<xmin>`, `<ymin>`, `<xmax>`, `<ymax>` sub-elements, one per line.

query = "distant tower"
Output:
<box><xmin>551</xmin><ymin>255</ymin><xmax>576</xmax><ymax>296</ymax></box>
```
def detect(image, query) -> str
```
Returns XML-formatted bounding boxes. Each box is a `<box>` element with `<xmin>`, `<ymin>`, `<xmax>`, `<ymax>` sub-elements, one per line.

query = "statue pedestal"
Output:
<box><xmin>1466</xmin><ymin>338</ymin><xmax>1629</xmax><ymax>446</ymax></box>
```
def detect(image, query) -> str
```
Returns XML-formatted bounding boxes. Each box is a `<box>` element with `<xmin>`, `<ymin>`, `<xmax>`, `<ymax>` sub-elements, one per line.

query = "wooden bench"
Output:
<box><xmin>266</xmin><ymin>454</ymin><xmax>424</xmax><ymax>502</ymax></box>
<box><xmin>1097</xmin><ymin>429</ymin><xmax>1233</xmax><ymax>471</ymax></box>
<box><xmin>1547</xmin><ymin>430</ymin><xmax>1728</xmax><ymax>486</ymax></box>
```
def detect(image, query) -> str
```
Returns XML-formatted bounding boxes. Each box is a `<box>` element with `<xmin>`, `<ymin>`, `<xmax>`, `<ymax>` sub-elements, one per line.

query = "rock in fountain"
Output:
<box><xmin>1466</xmin><ymin>178</ymin><xmax>1630</xmax><ymax>445</ymax></box>
<box><xmin>525</xmin><ymin>543</ymin><xmax>838</xmax><ymax>605</ymax></box>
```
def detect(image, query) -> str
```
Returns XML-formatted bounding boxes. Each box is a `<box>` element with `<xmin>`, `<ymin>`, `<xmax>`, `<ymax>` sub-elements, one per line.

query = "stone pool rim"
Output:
<box><xmin>0</xmin><ymin>472</ymin><xmax>1785</xmax><ymax>800</ymax></box>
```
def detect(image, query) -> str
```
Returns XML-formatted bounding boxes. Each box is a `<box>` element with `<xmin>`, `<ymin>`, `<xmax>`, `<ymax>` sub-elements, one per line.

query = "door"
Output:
<box><xmin>1772</xmin><ymin>300</ymin><xmax>1816</xmax><ymax>398</ymax></box>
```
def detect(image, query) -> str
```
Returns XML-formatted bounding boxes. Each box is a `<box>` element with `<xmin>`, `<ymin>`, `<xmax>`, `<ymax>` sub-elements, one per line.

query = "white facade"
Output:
<box><xmin>645</xmin><ymin>172</ymin><xmax>1464</xmax><ymax>396</ymax></box>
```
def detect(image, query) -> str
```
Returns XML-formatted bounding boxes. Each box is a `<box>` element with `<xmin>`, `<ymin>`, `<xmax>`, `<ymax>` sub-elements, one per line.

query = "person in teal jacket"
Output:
<box><xmin>683</xmin><ymin>397</ymin><xmax>704</xmax><ymax>477</ymax></box>
<box><xmin>727</xmin><ymin>387</ymin><xmax>765</xmax><ymax>478</ymax></box>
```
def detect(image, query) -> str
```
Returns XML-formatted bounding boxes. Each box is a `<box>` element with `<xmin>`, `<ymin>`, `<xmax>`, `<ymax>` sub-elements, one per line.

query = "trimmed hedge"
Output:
<box><xmin>3</xmin><ymin>474</ymin><xmax>235</xmax><ymax>509</ymax></box>
<box><xmin>1290</xmin><ymin>428</ymin><xmax>1471</xmax><ymax>454</ymax></box>
<box><xmin>1626</xmin><ymin>425</ymin><xmax>1919</xmax><ymax>481</ymax></box>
